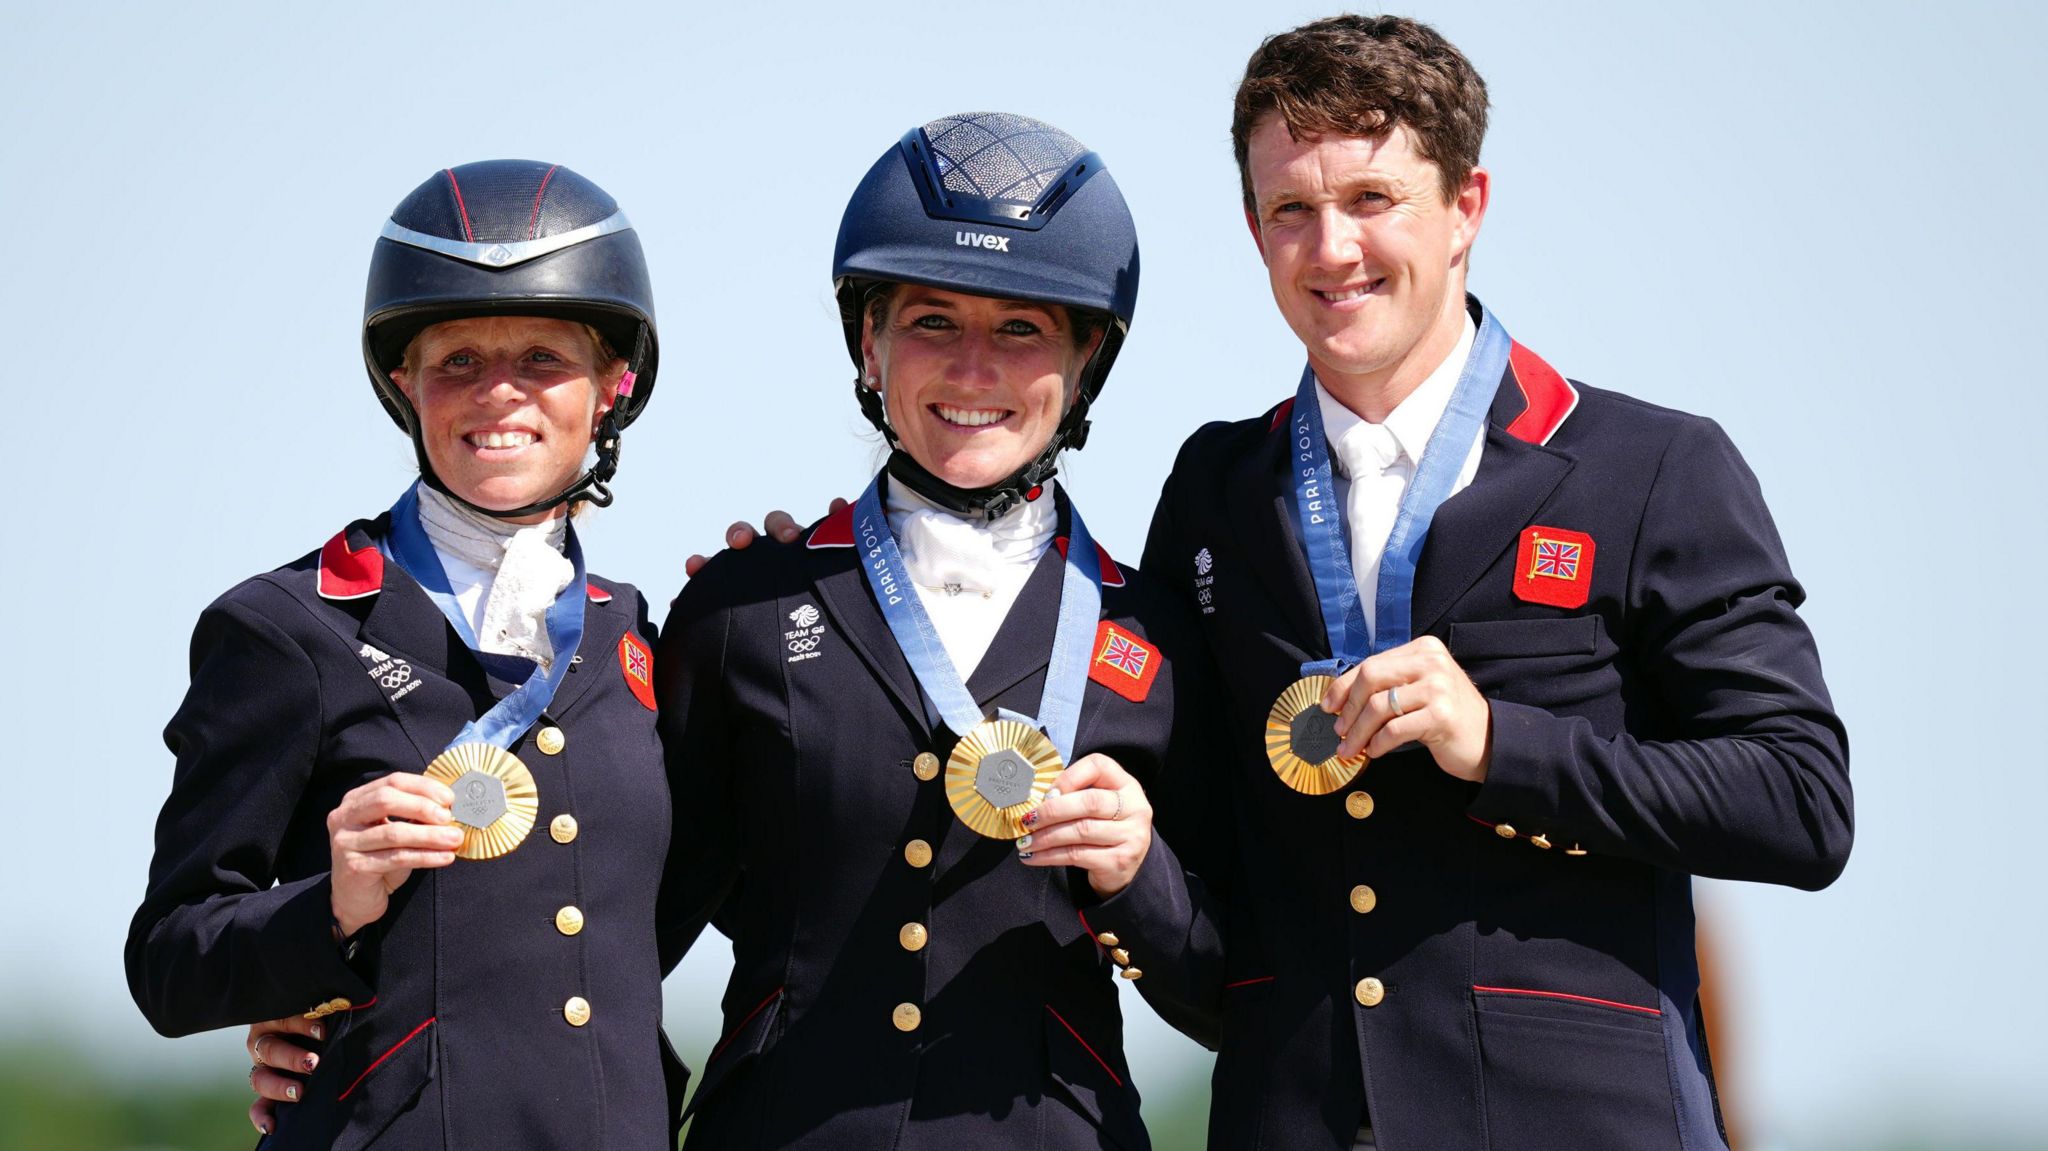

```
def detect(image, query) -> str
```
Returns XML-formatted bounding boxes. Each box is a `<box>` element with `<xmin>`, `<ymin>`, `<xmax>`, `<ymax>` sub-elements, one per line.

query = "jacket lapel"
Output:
<box><xmin>962</xmin><ymin>543</ymin><xmax>1065</xmax><ymax>705</ymax></box>
<box><xmin>808</xmin><ymin>540</ymin><xmax>930</xmax><ymax>732</ymax></box>
<box><xmin>1409</xmin><ymin>367</ymin><xmax>1575</xmax><ymax>635</ymax></box>
<box><xmin>1225</xmin><ymin>410</ymin><xmax>1327</xmax><ymax>655</ymax></box>
<box><xmin>543</xmin><ymin>586</ymin><xmax>625</xmax><ymax>718</ymax></box>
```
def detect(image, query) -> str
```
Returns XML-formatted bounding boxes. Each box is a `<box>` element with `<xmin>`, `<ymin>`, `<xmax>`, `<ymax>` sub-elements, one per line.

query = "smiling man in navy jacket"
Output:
<box><xmin>1079</xmin><ymin>15</ymin><xmax>1853</xmax><ymax>1151</ymax></box>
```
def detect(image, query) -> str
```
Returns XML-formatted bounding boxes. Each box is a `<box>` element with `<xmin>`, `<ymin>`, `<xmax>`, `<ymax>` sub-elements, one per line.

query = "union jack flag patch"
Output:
<box><xmin>1089</xmin><ymin>621</ymin><xmax>1161</xmax><ymax>703</ymax></box>
<box><xmin>618</xmin><ymin>633</ymin><xmax>657</xmax><ymax>711</ymax></box>
<box><xmin>1513</xmin><ymin>526</ymin><xmax>1595</xmax><ymax>609</ymax></box>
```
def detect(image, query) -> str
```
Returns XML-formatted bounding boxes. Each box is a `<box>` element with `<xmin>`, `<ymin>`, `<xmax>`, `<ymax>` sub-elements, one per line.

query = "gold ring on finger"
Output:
<box><xmin>251</xmin><ymin>1034</ymin><xmax>270</xmax><ymax>1068</ymax></box>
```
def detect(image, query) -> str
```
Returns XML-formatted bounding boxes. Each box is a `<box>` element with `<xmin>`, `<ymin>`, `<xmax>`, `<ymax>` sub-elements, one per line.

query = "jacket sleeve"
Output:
<box><xmin>1469</xmin><ymin>417</ymin><xmax>1854</xmax><ymax>889</ymax></box>
<box><xmin>1079</xmin><ymin>455</ymin><xmax>1236</xmax><ymax>1050</ymax></box>
<box><xmin>126</xmin><ymin>590</ymin><xmax>374</xmax><ymax>1037</ymax></box>
<box><xmin>653</xmin><ymin>571</ymin><xmax>743</xmax><ymax>976</ymax></box>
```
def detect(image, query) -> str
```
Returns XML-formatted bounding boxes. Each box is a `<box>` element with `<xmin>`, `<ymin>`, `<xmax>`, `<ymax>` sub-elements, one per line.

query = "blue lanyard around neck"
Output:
<box><xmin>1290</xmin><ymin>305</ymin><xmax>1509</xmax><ymax>675</ymax></box>
<box><xmin>382</xmin><ymin>481</ymin><xmax>589</xmax><ymax>750</ymax></box>
<box><xmin>852</xmin><ymin>477</ymin><xmax>1102</xmax><ymax>760</ymax></box>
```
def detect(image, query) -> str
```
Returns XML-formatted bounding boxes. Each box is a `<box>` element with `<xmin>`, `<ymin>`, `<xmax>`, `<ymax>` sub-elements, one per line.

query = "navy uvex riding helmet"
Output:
<box><xmin>363</xmin><ymin>160</ymin><xmax>659</xmax><ymax>518</ymax></box>
<box><xmin>833</xmin><ymin>112</ymin><xmax>1140</xmax><ymax>518</ymax></box>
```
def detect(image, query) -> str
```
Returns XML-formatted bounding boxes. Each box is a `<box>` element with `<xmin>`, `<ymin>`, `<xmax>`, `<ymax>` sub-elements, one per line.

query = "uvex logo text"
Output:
<box><xmin>956</xmin><ymin>231</ymin><xmax>1011</xmax><ymax>252</ymax></box>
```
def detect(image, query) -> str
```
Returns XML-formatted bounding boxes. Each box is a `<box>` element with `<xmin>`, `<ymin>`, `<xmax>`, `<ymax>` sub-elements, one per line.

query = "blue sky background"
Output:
<box><xmin>4</xmin><ymin>2</ymin><xmax>2042</xmax><ymax>1146</ymax></box>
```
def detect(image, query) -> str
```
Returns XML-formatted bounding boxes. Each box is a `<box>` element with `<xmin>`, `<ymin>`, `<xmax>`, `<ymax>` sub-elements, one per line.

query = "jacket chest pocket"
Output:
<box><xmin>1448</xmin><ymin>616</ymin><xmax>1618</xmax><ymax>715</ymax></box>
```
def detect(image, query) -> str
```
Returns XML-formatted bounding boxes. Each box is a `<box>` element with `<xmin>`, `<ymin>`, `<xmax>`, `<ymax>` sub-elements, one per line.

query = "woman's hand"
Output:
<box><xmin>683</xmin><ymin>498</ymin><xmax>850</xmax><ymax>577</ymax></box>
<box><xmin>328</xmin><ymin>773</ymin><xmax>462</xmax><ymax>937</ymax></box>
<box><xmin>246</xmin><ymin>1014</ymin><xmax>323</xmax><ymax>1133</ymax></box>
<box><xmin>1015</xmin><ymin>753</ymin><xmax>1153</xmax><ymax>898</ymax></box>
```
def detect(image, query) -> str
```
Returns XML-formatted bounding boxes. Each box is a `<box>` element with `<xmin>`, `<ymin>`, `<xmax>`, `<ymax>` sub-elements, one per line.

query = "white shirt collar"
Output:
<box><xmin>1314</xmin><ymin>312</ymin><xmax>1479</xmax><ymax>474</ymax></box>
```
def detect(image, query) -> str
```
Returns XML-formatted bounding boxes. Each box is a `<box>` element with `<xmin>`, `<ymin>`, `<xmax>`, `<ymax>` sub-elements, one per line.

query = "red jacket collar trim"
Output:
<box><xmin>806</xmin><ymin>503</ymin><xmax>857</xmax><ymax>549</ymax></box>
<box><xmin>586</xmin><ymin>583</ymin><xmax>613</xmax><ymax>604</ymax></box>
<box><xmin>317</xmin><ymin>529</ymin><xmax>384</xmax><ymax>600</ymax></box>
<box><xmin>1268</xmin><ymin>397</ymin><xmax>1296</xmax><ymax>432</ymax></box>
<box><xmin>1054</xmin><ymin>537</ymin><xmax>1127</xmax><ymax>588</ymax></box>
<box><xmin>1503</xmin><ymin>341</ymin><xmax>1579</xmax><ymax>446</ymax></box>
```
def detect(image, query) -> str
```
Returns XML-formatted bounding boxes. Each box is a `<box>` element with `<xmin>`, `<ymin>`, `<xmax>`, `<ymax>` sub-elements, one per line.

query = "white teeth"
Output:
<box><xmin>935</xmin><ymin>405</ymin><xmax>1006</xmax><ymax>428</ymax></box>
<box><xmin>470</xmin><ymin>431</ymin><xmax>535</xmax><ymax>449</ymax></box>
<box><xmin>1317</xmin><ymin>285</ymin><xmax>1373</xmax><ymax>302</ymax></box>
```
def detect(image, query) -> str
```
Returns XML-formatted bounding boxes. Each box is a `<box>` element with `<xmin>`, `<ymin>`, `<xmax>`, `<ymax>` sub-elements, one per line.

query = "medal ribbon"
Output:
<box><xmin>381</xmin><ymin>481</ymin><xmax>589</xmax><ymax>751</ymax></box>
<box><xmin>852</xmin><ymin>478</ymin><xmax>1102</xmax><ymax>759</ymax></box>
<box><xmin>1291</xmin><ymin>305</ymin><xmax>1510</xmax><ymax>674</ymax></box>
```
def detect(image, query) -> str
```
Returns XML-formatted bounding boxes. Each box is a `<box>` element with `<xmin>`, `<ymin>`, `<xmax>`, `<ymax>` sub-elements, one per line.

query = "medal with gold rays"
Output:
<box><xmin>423</xmin><ymin>742</ymin><xmax>539</xmax><ymax>860</ymax></box>
<box><xmin>1266</xmin><ymin>675</ymin><xmax>1369</xmax><ymax>795</ymax></box>
<box><xmin>945</xmin><ymin>718</ymin><xmax>1064</xmax><ymax>839</ymax></box>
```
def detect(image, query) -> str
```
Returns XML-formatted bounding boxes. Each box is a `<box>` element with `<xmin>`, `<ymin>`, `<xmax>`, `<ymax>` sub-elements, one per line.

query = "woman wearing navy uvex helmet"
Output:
<box><xmin>659</xmin><ymin>112</ymin><xmax>1226</xmax><ymax>1150</ymax></box>
<box><xmin>126</xmin><ymin>161</ymin><xmax>694</xmax><ymax>1148</ymax></box>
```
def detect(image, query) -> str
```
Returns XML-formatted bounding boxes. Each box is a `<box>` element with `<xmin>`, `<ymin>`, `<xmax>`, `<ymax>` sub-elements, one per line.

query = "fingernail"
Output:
<box><xmin>1023</xmin><ymin>811</ymin><xmax>1038</xmax><ymax>826</ymax></box>
<box><xmin>257</xmin><ymin>1121</ymin><xmax>270</xmax><ymax>1134</ymax></box>
<box><xmin>285</xmin><ymin>1084</ymin><xmax>299</xmax><ymax>1102</ymax></box>
<box><xmin>1046</xmin><ymin>788</ymin><xmax>1062</xmax><ymax>800</ymax></box>
<box><xmin>303</xmin><ymin>1054</ymin><xmax>318</xmax><ymax>1072</ymax></box>
<box><xmin>310</xmin><ymin>1024</ymin><xmax>324</xmax><ymax>1041</ymax></box>
<box><xmin>1019</xmin><ymin>851</ymin><xmax>1033</xmax><ymax>860</ymax></box>
<box><xmin>1016</xmin><ymin>833</ymin><xmax>1034</xmax><ymax>850</ymax></box>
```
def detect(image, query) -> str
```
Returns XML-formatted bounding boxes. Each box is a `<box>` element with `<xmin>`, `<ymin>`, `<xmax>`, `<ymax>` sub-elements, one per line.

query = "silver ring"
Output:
<box><xmin>1388</xmin><ymin>686</ymin><xmax>1405</xmax><ymax>717</ymax></box>
<box><xmin>251</xmin><ymin>1033</ymin><xmax>270</xmax><ymax>1069</ymax></box>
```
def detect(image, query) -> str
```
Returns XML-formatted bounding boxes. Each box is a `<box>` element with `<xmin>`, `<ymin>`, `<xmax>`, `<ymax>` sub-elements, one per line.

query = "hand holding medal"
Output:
<box><xmin>1014</xmin><ymin>753</ymin><xmax>1154</xmax><ymax>898</ymax></box>
<box><xmin>1320</xmin><ymin>636</ymin><xmax>1494</xmax><ymax>782</ymax></box>
<box><xmin>327</xmin><ymin>772</ymin><xmax>464</xmax><ymax>937</ymax></box>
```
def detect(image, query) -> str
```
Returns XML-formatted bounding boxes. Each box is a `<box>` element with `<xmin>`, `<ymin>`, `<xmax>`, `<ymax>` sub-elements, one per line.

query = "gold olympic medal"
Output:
<box><xmin>944</xmin><ymin>719</ymin><xmax>1063</xmax><ymax>839</ymax></box>
<box><xmin>422</xmin><ymin>742</ymin><xmax>539</xmax><ymax>860</ymax></box>
<box><xmin>1266</xmin><ymin>676</ymin><xmax>1369</xmax><ymax>795</ymax></box>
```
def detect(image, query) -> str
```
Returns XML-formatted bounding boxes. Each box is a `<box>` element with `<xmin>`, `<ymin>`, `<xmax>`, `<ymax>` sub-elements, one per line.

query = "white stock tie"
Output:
<box><xmin>1334</xmin><ymin>421</ymin><xmax>1409</xmax><ymax>639</ymax></box>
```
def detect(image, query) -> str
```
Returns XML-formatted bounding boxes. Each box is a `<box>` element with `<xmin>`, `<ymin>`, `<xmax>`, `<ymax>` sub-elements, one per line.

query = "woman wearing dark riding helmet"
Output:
<box><xmin>125</xmin><ymin>160</ymin><xmax>694</xmax><ymax>1148</ymax></box>
<box><xmin>659</xmin><ymin>112</ymin><xmax>1227</xmax><ymax>1150</ymax></box>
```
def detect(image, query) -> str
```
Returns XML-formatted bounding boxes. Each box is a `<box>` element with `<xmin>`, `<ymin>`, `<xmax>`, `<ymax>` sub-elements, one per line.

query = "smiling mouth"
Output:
<box><xmin>465</xmin><ymin>430</ymin><xmax>538</xmax><ymax>450</ymax></box>
<box><xmin>1312</xmin><ymin>279</ymin><xmax>1384</xmax><ymax>304</ymax></box>
<box><xmin>931</xmin><ymin>404</ymin><xmax>1012</xmax><ymax>429</ymax></box>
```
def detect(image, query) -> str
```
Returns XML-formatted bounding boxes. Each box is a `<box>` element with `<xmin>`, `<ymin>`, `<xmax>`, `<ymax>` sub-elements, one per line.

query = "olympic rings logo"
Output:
<box><xmin>787</xmin><ymin>637</ymin><xmax>821</xmax><ymax>654</ymax></box>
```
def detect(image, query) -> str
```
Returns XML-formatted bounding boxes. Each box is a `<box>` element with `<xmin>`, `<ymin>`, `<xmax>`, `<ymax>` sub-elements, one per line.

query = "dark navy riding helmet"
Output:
<box><xmin>363</xmin><ymin>160</ymin><xmax>659</xmax><ymax>517</ymax></box>
<box><xmin>833</xmin><ymin>113</ymin><xmax>1140</xmax><ymax>518</ymax></box>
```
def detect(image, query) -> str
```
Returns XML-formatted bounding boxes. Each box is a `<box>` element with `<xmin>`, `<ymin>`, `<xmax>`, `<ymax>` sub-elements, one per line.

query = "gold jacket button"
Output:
<box><xmin>564</xmin><ymin>996</ymin><xmax>591</xmax><ymax>1027</ymax></box>
<box><xmin>1355</xmin><ymin>978</ymin><xmax>1385</xmax><ymax>1007</ymax></box>
<box><xmin>1119</xmin><ymin>967</ymin><xmax>1144</xmax><ymax>981</ymax></box>
<box><xmin>904</xmin><ymin>839</ymin><xmax>933</xmax><ymax>868</ymax></box>
<box><xmin>1494</xmin><ymin>823</ymin><xmax>1518</xmax><ymax>839</ymax></box>
<box><xmin>1349</xmin><ymin>885</ymin><xmax>1377</xmax><ymax>914</ymax></box>
<box><xmin>555</xmin><ymin>906</ymin><xmax>585</xmax><ymax>936</ymax></box>
<box><xmin>1530</xmin><ymin>834</ymin><xmax>1552</xmax><ymax>850</ymax></box>
<box><xmin>892</xmin><ymin>1003</ymin><xmax>922</xmax><ymax>1032</ymax></box>
<box><xmin>912</xmin><ymin>753</ymin><xmax>941</xmax><ymax>781</ymax></box>
<box><xmin>898</xmin><ymin>922</ymin><xmax>929</xmax><ymax>952</ymax></box>
<box><xmin>1345</xmin><ymin>791</ymin><xmax>1375</xmax><ymax>819</ymax></box>
<box><xmin>1109</xmin><ymin>948</ymin><xmax>1132</xmax><ymax>966</ymax></box>
<box><xmin>536</xmin><ymin>726</ymin><xmax>566</xmax><ymax>756</ymax></box>
<box><xmin>550</xmin><ymin>814</ymin><xmax>579</xmax><ymax>844</ymax></box>
<box><xmin>1095</xmin><ymin>931</ymin><xmax>1120</xmax><ymax>948</ymax></box>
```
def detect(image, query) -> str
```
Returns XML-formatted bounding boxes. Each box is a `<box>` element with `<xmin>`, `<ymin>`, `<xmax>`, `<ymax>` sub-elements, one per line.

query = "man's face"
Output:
<box><xmin>1245</xmin><ymin>117</ymin><xmax>1487</xmax><ymax>396</ymax></box>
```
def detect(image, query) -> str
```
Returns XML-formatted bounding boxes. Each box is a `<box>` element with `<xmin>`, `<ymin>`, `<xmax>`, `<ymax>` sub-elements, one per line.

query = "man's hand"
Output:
<box><xmin>682</xmin><ymin>499</ymin><xmax>848</xmax><ymax>578</ymax></box>
<box><xmin>1016</xmin><ymin>754</ymin><xmax>1154</xmax><ymax>897</ymax></box>
<box><xmin>1322</xmin><ymin>635</ymin><xmax>1493</xmax><ymax>781</ymax></box>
